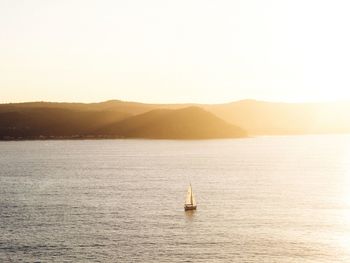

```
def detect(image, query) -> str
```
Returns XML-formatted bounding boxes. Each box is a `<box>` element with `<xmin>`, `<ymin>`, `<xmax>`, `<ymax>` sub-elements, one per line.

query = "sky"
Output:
<box><xmin>1</xmin><ymin>0</ymin><xmax>350</xmax><ymax>104</ymax></box>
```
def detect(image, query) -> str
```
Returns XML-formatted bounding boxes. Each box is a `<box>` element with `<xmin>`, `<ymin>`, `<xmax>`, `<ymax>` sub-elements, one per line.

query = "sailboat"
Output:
<box><xmin>184</xmin><ymin>184</ymin><xmax>197</xmax><ymax>211</ymax></box>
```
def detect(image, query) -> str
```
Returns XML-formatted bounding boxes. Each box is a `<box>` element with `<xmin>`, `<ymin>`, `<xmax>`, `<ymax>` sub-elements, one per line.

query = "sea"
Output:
<box><xmin>1</xmin><ymin>135</ymin><xmax>350</xmax><ymax>262</ymax></box>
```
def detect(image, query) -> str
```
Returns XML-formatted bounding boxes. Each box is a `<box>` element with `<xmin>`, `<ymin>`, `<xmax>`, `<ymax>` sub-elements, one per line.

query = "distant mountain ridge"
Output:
<box><xmin>204</xmin><ymin>100</ymin><xmax>350</xmax><ymax>135</ymax></box>
<box><xmin>0</xmin><ymin>103</ymin><xmax>246</xmax><ymax>140</ymax></box>
<box><xmin>1</xmin><ymin>99</ymin><xmax>350</xmax><ymax>140</ymax></box>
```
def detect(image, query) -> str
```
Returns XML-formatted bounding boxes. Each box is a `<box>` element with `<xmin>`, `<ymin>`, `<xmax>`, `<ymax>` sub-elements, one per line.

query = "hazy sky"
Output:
<box><xmin>1</xmin><ymin>0</ymin><xmax>350</xmax><ymax>103</ymax></box>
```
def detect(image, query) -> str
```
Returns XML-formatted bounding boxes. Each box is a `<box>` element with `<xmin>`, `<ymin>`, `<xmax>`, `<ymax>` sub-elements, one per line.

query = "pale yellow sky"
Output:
<box><xmin>1</xmin><ymin>0</ymin><xmax>350</xmax><ymax>104</ymax></box>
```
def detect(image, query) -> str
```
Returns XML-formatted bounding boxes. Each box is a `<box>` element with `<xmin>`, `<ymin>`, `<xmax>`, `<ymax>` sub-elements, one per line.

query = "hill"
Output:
<box><xmin>97</xmin><ymin>106</ymin><xmax>246</xmax><ymax>139</ymax></box>
<box><xmin>1</xmin><ymin>99</ymin><xmax>350</xmax><ymax>139</ymax></box>
<box><xmin>205</xmin><ymin>100</ymin><xmax>350</xmax><ymax>135</ymax></box>
<box><xmin>0</xmin><ymin>108</ymin><xmax>129</xmax><ymax>139</ymax></box>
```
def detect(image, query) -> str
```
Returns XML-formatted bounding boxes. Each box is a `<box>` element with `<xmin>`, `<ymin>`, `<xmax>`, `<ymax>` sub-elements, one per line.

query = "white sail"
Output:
<box><xmin>191</xmin><ymin>191</ymin><xmax>196</xmax><ymax>206</ymax></box>
<box><xmin>185</xmin><ymin>185</ymin><xmax>196</xmax><ymax>206</ymax></box>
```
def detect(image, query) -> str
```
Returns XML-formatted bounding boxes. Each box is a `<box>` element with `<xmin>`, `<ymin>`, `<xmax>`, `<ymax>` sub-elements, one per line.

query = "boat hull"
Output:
<box><xmin>184</xmin><ymin>205</ymin><xmax>197</xmax><ymax>211</ymax></box>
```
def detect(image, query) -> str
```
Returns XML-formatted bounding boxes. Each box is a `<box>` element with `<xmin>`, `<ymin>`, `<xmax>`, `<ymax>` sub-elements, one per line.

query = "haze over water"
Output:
<box><xmin>1</xmin><ymin>135</ymin><xmax>350</xmax><ymax>262</ymax></box>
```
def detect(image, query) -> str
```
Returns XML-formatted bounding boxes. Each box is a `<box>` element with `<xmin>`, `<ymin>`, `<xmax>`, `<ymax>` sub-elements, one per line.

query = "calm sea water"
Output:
<box><xmin>1</xmin><ymin>135</ymin><xmax>350</xmax><ymax>262</ymax></box>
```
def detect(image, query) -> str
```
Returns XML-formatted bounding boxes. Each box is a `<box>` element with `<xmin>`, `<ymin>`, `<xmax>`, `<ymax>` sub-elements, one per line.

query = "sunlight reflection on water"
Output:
<box><xmin>1</xmin><ymin>135</ymin><xmax>350</xmax><ymax>262</ymax></box>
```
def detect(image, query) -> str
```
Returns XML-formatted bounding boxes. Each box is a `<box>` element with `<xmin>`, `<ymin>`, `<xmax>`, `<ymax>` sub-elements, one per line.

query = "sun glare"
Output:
<box><xmin>1</xmin><ymin>0</ymin><xmax>350</xmax><ymax>103</ymax></box>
